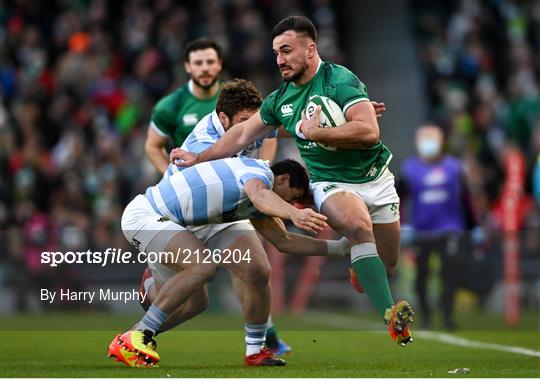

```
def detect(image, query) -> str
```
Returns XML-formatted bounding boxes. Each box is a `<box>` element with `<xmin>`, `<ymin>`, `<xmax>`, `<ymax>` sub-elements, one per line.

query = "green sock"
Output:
<box><xmin>266</xmin><ymin>325</ymin><xmax>277</xmax><ymax>340</ymax></box>
<box><xmin>265</xmin><ymin>316</ymin><xmax>278</xmax><ymax>348</ymax></box>
<box><xmin>351</xmin><ymin>242</ymin><xmax>394</xmax><ymax>319</ymax></box>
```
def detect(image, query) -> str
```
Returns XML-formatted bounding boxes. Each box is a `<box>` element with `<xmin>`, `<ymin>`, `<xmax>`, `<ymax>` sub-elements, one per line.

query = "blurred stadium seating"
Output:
<box><xmin>0</xmin><ymin>0</ymin><xmax>538</xmax><ymax>325</ymax></box>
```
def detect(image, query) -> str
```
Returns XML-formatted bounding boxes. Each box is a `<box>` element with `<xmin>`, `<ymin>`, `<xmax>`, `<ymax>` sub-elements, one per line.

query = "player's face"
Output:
<box><xmin>273</xmin><ymin>175</ymin><xmax>305</xmax><ymax>204</ymax></box>
<box><xmin>272</xmin><ymin>31</ymin><xmax>312</xmax><ymax>82</ymax></box>
<box><xmin>219</xmin><ymin>108</ymin><xmax>258</xmax><ymax>131</ymax></box>
<box><xmin>230</xmin><ymin>109</ymin><xmax>258</xmax><ymax>128</ymax></box>
<box><xmin>185</xmin><ymin>48</ymin><xmax>222</xmax><ymax>89</ymax></box>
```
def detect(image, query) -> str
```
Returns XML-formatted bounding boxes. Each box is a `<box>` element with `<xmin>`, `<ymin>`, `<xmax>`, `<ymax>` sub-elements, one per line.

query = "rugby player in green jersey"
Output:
<box><xmin>171</xmin><ymin>16</ymin><xmax>414</xmax><ymax>346</ymax></box>
<box><xmin>143</xmin><ymin>38</ymin><xmax>288</xmax><ymax>354</ymax></box>
<box><xmin>145</xmin><ymin>38</ymin><xmax>224</xmax><ymax>174</ymax></box>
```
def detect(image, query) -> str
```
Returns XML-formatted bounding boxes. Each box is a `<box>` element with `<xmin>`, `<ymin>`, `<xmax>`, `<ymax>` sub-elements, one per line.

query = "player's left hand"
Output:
<box><xmin>371</xmin><ymin>101</ymin><xmax>386</xmax><ymax>118</ymax></box>
<box><xmin>300</xmin><ymin>106</ymin><xmax>321</xmax><ymax>141</ymax></box>
<box><xmin>170</xmin><ymin>148</ymin><xmax>198</xmax><ymax>167</ymax></box>
<box><xmin>290</xmin><ymin>207</ymin><xmax>328</xmax><ymax>234</ymax></box>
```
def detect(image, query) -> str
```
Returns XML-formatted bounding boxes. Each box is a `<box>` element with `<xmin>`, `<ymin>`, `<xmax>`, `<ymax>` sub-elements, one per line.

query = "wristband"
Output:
<box><xmin>326</xmin><ymin>237</ymin><xmax>350</xmax><ymax>256</ymax></box>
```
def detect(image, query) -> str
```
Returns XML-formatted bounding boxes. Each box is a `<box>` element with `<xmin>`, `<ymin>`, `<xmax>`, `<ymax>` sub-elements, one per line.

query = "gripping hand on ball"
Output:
<box><xmin>299</xmin><ymin>106</ymin><xmax>322</xmax><ymax>141</ymax></box>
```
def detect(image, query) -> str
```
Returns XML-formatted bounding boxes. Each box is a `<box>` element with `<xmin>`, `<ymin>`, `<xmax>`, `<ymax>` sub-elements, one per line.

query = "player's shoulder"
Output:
<box><xmin>265</xmin><ymin>83</ymin><xmax>289</xmax><ymax>104</ymax></box>
<box><xmin>323</xmin><ymin>61</ymin><xmax>362</xmax><ymax>86</ymax></box>
<box><xmin>260</xmin><ymin>84</ymin><xmax>290</xmax><ymax>123</ymax></box>
<box><xmin>239</xmin><ymin>156</ymin><xmax>270</xmax><ymax>168</ymax></box>
<box><xmin>155</xmin><ymin>84</ymin><xmax>190</xmax><ymax>110</ymax></box>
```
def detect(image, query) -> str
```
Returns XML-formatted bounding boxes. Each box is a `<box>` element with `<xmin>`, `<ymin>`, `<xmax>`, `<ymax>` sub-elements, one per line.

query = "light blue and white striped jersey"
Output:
<box><xmin>163</xmin><ymin>111</ymin><xmax>276</xmax><ymax>180</ymax></box>
<box><xmin>146</xmin><ymin>156</ymin><xmax>274</xmax><ymax>225</ymax></box>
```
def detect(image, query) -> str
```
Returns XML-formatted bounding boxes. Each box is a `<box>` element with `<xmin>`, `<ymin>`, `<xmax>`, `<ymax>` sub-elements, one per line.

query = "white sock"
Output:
<box><xmin>267</xmin><ymin>315</ymin><xmax>274</xmax><ymax>330</ymax></box>
<box><xmin>244</xmin><ymin>322</ymin><xmax>267</xmax><ymax>356</ymax></box>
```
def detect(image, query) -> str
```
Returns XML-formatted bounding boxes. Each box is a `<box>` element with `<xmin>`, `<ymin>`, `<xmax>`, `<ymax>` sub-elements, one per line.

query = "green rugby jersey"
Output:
<box><xmin>260</xmin><ymin>61</ymin><xmax>392</xmax><ymax>183</ymax></box>
<box><xmin>151</xmin><ymin>81</ymin><xmax>221</xmax><ymax>147</ymax></box>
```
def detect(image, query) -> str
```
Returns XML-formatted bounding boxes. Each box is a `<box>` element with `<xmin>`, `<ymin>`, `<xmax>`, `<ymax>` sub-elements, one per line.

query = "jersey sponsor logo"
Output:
<box><xmin>367</xmin><ymin>165</ymin><xmax>378</xmax><ymax>177</ymax></box>
<box><xmin>323</xmin><ymin>184</ymin><xmax>338</xmax><ymax>193</ymax></box>
<box><xmin>281</xmin><ymin>104</ymin><xmax>293</xmax><ymax>117</ymax></box>
<box><xmin>303</xmin><ymin>141</ymin><xmax>318</xmax><ymax>149</ymax></box>
<box><xmin>183</xmin><ymin>113</ymin><xmax>199</xmax><ymax>126</ymax></box>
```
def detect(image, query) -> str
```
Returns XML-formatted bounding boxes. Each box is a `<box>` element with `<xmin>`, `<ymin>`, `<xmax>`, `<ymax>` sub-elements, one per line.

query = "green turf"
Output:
<box><xmin>1</xmin><ymin>313</ymin><xmax>539</xmax><ymax>377</ymax></box>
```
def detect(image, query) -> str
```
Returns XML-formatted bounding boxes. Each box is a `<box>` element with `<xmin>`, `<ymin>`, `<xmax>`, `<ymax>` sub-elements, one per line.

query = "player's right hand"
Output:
<box><xmin>291</xmin><ymin>208</ymin><xmax>328</xmax><ymax>234</ymax></box>
<box><xmin>170</xmin><ymin>148</ymin><xmax>198</xmax><ymax>167</ymax></box>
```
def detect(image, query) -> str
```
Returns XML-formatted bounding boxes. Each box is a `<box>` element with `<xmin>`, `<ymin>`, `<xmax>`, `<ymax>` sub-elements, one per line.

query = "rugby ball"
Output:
<box><xmin>305</xmin><ymin>95</ymin><xmax>346</xmax><ymax>151</ymax></box>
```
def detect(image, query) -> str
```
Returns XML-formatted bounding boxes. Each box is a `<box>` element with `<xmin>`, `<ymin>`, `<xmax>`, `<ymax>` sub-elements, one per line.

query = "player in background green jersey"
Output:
<box><xmin>143</xmin><ymin>38</ymin><xmax>287</xmax><ymax>354</ymax></box>
<box><xmin>170</xmin><ymin>16</ymin><xmax>414</xmax><ymax>346</ymax></box>
<box><xmin>145</xmin><ymin>38</ymin><xmax>277</xmax><ymax>173</ymax></box>
<box><xmin>145</xmin><ymin>38</ymin><xmax>223</xmax><ymax>174</ymax></box>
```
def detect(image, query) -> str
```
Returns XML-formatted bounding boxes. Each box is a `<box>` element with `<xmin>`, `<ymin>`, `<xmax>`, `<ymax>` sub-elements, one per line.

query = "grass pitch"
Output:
<box><xmin>1</xmin><ymin>313</ymin><xmax>539</xmax><ymax>377</ymax></box>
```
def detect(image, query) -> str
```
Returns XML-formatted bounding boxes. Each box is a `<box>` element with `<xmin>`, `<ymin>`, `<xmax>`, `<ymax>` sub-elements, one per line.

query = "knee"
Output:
<box><xmin>189</xmin><ymin>263</ymin><xmax>216</xmax><ymax>283</ymax></box>
<box><xmin>343</xmin><ymin>218</ymin><xmax>374</xmax><ymax>243</ymax></box>
<box><xmin>244</xmin><ymin>262</ymin><xmax>271</xmax><ymax>288</ymax></box>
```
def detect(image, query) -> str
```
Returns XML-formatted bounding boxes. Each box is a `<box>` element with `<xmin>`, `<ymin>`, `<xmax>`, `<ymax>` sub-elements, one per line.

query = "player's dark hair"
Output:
<box><xmin>271</xmin><ymin>159</ymin><xmax>310</xmax><ymax>194</ymax></box>
<box><xmin>216</xmin><ymin>79</ymin><xmax>262</xmax><ymax>120</ymax></box>
<box><xmin>272</xmin><ymin>15</ymin><xmax>317</xmax><ymax>42</ymax></box>
<box><xmin>184</xmin><ymin>38</ymin><xmax>223</xmax><ymax>62</ymax></box>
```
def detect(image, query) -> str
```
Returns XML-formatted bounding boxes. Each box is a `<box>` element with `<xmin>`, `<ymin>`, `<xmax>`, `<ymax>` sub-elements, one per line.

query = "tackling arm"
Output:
<box><xmin>243</xmin><ymin>179</ymin><xmax>327</xmax><ymax>234</ymax></box>
<box><xmin>251</xmin><ymin>216</ymin><xmax>349</xmax><ymax>256</ymax></box>
<box><xmin>170</xmin><ymin>111</ymin><xmax>277</xmax><ymax>166</ymax></box>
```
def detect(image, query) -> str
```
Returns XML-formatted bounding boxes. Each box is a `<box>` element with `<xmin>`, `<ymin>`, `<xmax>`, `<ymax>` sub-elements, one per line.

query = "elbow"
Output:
<box><xmin>144</xmin><ymin>139</ymin><xmax>155</xmax><ymax>156</ymax></box>
<box><xmin>363</xmin><ymin>127</ymin><xmax>380</xmax><ymax>146</ymax></box>
<box><xmin>250</xmin><ymin>194</ymin><xmax>265</xmax><ymax>213</ymax></box>
<box><xmin>272</xmin><ymin>234</ymin><xmax>292</xmax><ymax>252</ymax></box>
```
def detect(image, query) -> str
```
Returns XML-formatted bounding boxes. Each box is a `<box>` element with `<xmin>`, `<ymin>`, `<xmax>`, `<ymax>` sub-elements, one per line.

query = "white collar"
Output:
<box><xmin>316</xmin><ymin>58</ymin><xmax>323</xmax><ymax>73</ymax></box>
<box><xmin>211</xmin><ymin>111</ymin><xmax>226</xmax><ymax>136</ymax></box>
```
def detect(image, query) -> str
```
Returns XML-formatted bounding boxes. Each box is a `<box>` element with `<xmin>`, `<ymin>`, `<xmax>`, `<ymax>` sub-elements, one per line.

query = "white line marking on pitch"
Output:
<box><xmin>304</xmin><ymin>311</ymin><xmax>540</xmax><ymax>358</ymax></box>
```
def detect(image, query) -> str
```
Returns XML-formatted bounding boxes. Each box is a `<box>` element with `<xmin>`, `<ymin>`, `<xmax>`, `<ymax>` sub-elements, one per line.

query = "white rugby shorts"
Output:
<box><xmin>310</xmin><ymin>168</ymin><xmax>400</xmax><ymax>224</ymax></box>
<box><xmin>121</xmin><ymin>194</ymin><xmax>255</xmax><ymax>284</ymax></box>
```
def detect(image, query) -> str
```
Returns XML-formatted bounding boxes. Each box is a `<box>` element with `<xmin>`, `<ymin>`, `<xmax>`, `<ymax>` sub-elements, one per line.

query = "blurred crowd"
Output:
<box><xmin>1</xmin><ymin>0</ymin><xmax>538</xmax><ymax>314</ymax></box>
<box><xmin>410</xmin><ymin>0</ymin><xmax>540</xmax><ymax>310</ymax></box>
<box><xmin>413</xmin><ymin>0</ymin><xmax>539</xmax><ymax>203</ymax></box>
<box><xmin>0</xmin><ymin>0</ymin><xmax>343</xmax><ymax>310</ymax></box>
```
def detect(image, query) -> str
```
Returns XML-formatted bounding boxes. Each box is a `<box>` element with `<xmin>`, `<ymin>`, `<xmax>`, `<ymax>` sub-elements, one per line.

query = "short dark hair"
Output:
<box><xmin>184</xmin><ymin>38</ymin><xmax>223</xmax><ymax>62</ymax></box>
<box><xmin>272</xmin><ymin>15</ymin><xmax>317</xmax><ymax>42</ymax></box>
<box><xmin>271</xmin><ymin>159</ymin><xmax>310</xmax><ymax>194</ymax></box>
<box><xmin>215</xmin><ymin>79</ymin><xmax>263</xmax><ymax>120</ymax></box>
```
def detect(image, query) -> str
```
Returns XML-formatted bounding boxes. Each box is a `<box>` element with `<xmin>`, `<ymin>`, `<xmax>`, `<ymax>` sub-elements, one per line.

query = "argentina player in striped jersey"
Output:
<box><xmin>142</xmin><ymin>80</ymin><xmax>291</xmax><ymax>360</ymax></box>
<box><xmin>110</xmin><ymin>157</ymin><xmax>351</xmax><ymax>367</ymax></box>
